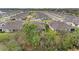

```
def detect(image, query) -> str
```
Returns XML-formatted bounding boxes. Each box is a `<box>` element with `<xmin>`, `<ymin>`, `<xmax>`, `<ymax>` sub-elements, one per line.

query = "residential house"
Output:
<box><xmin>48</xmin><ymin>21</ymin><xmax>75</xmax><ymax>32</ymax></box>
<box><xmin>0</xmin><ymin>20</ymin><xmax>23</xmax><ymax>32</ymax></box>
<box><xmin>10</xmin><ymin>13</ymin><xmax>27</xmax><ymax>21</ymax></box>
<box><xmin>64</xmin><ymin>15</ymin><xmax>79</xmax><ymax>27</ymax></box>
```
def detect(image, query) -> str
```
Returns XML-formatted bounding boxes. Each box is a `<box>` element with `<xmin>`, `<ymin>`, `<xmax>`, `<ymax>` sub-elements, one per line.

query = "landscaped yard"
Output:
<box><xmin>0</xmin><ymin>33</ymin><xmax>10</xmax><ymax>41</ymax></box>
<box><xmin>0</xmin><ymin>32</ymin><xmax>16</xmax><ymax>41</ymax></box>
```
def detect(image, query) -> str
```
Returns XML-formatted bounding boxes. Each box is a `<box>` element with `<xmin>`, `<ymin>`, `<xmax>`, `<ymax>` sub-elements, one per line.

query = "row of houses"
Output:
<box><xmin>44</xmin><ymin>12</ymin><xmax>79</xmax><ymax>32</ymax></box>
<box><xmin>0</xmin><ymin>11</ymin><xmax>27</xmax><ymax>32</ymax></box>
<box><xmin>0</xmin><ymin>11</ymin><xmax>79</xmax><ymax>33</ymax></box>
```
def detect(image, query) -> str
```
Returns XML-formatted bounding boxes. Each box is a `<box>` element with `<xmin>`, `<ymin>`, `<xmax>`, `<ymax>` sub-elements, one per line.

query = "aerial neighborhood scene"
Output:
<box><xmin>0</xmin><ymin>8</ymin><xmax>79</xmax><ymax>51</ymax></box>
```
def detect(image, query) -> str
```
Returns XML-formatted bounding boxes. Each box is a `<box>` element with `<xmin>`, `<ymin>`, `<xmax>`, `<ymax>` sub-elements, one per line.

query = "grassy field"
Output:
<box><xmin>0</xmin><ymin>33</ymin><xmax>10</xmax><ymax>41</ymax></box>
<box><xmin>0</xmin><ymin>33</ymin><xmax>16</xmax><ymax>42</ymax></box>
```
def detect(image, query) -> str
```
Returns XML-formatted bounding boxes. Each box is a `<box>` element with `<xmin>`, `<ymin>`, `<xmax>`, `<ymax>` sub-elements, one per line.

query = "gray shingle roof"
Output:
<box><xmin>0</xmin><ymin>21</ymin><xmax>23</xmax><ymax>31</ymax></box>
<box><xmin>10</xmin><ymin>13</ymin><xmax>27</xmax><ymax>20</ymax></box>
<box><xmin>64</xmin><ymin>15</ymin><xmax>79</xmax><ymax>25</ymax></box>
<box><xmin>0</xmin><ymin>22</ymin><xmax>4</xmax><ymax>29</ymax></box>
<box><xmin>49</xmin><ymin>21</ymin><xmax>74</xmax><ymax>31</ymax></box>
<box><xmin>34</xmin><ymin>12</ymin><xmax>50</xmax><ymax>20</ymax></box>
<box><xmin>3</xmin><ymin>21</ymin><xmax>23</xmax><ymax>30</ymax></box>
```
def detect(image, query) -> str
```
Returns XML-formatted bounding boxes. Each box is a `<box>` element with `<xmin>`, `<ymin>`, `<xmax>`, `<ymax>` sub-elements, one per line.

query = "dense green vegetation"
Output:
<box><xmin>0</xmin><ymin>33</ymin><xmax>10</xmax><ymax>41</ymax></box>
<box><xmin>23</xmin><ymin>22</ymin><xmax>58</xmax><ymax>50</ymax></box>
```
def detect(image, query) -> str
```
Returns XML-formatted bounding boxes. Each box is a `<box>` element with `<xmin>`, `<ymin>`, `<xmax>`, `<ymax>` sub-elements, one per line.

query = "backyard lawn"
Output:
<box><xmin>0</xmin><ymin>33</ymin><xmax>15</xmax><ymax>42</ymax></box>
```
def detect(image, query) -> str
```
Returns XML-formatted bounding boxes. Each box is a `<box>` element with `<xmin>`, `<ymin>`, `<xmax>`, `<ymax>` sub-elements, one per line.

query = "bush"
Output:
<box><xmin>23</xmin><ymin>23</ymin><xmax>60</xmax><ymax>50</ymax></box>
<box><xmin>6</xmin><ymin>39</ymin><xmax>22</xmax><ymax>51</ymax></box>
<box><xmin>23</xmin><ymin>23</ymin><xmax>40</xmax><ymax>47</ymax></box>
<box><xmin>58</xmin><ymin>28</ymin><xmax>79</xmax><ymax>50</ymax></box>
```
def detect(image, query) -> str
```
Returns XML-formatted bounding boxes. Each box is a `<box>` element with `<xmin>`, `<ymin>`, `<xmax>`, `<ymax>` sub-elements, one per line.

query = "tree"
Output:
<box><xmin>23</xmin><ymin>23</ymin><xmax>40</xmax><ymax>48</ymax></box>
<box><xmin>60</xmin><ymin>28</ymin><xmax>79</xmax><ymax>50</ymax></box>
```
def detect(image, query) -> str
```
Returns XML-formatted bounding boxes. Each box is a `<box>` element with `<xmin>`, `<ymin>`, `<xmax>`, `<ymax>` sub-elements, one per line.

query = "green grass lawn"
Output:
<box><xmin>0</xmin><ymin>33</ymin><xmax>15</xmax><ymax>42</ymax></box>
<box><xmin>0</xmin><ymin>33</ymin><xmax>11</xmax><ymax>42</ymax></box>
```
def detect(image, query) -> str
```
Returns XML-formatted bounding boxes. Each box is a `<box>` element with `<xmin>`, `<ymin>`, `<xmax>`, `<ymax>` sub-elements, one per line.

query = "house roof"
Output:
<box><xmin>49</xmin><ymin>21</ymin><xmax>74</xmax><ymax>31</ymax></box>
<box><xmin>10</xmin><ymin>13</ymin><xmax>27</xmax><ymax>20</ymax></box>
<box><xmin>2</xmin><ymin>20</ymin><xmax>23</xmax><ymax>30</ymax></box>
<box><xmin>64</xmin><ymin>15</ymin><xmax>79</xmax><ymax>25</ymax></box>
<box><xmin>0</xmin><ymin>22</ymin><xmax>4</xmax><ymax>29</ymax></box>
<box><xmin>34</xmin><ymin>12</ymin><xmax>50</xmax><ymax>20</ymax></box>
